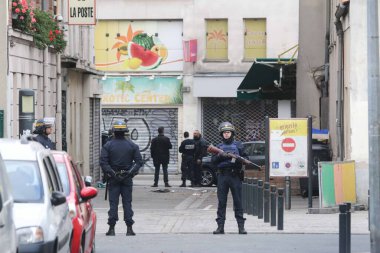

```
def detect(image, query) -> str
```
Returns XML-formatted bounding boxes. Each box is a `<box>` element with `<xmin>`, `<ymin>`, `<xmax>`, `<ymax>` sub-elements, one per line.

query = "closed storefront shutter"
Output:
<box><xmin>102</xmin><ymin>108</ymin><xmax>178</xmax><ymax>173</ymax></box>
<box><xmin>202</xmin><ymin>98</ymin><xmax>278</xmax><ymax>145</ymax></box>
<box><xmin>90</xmin><ymin>98</ymin><xmax>101</xmax><ymax>181</ymax></box>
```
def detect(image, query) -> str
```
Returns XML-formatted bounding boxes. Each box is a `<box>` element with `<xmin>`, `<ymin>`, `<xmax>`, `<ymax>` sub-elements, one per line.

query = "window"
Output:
<box><xmin>205</xmin><ymin>19</ymin><xmax>228</xmax><ymax>61</ymax></box>
<box><xmin>244</xmin><ymin>19</ymin><xmax>267</xmax><ymax>60</ymax></box>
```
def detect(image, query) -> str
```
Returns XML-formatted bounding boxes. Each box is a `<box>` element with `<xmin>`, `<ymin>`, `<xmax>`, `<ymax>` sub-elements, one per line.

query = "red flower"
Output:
<box><xmin>55</xmin><ymin>29</ymin><xmax>60</xmax><ymax>34</ymax></box>
<box><xmin>21</xmin><ymin>8</ymin><xmax>26</xmax><ymax>13</ymax></box>
<box><xmin>12</xmin><ymin>2</ymin><xmax>17</xmax><ymax>7</ymax></box>
<box><xmin>15</xmin><ymin>8</ymin><xmax>20</xmax><ymax>13</ymax></box>
<box><xmin>49</xmin><ymin>30</ymin><xmax>53</xmax><ymax>35</ymax></box>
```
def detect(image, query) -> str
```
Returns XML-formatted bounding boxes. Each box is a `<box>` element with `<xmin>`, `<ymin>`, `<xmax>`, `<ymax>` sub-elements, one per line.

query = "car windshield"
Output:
<box><xmin>56</xmin><ymin>162</ymin><xmax>70</xmax><ymax>197</ymax></box>
<box><xmin>4</xmin><ymin>160</ymin><xmax>43</xmax><ymax>203</ymax></box>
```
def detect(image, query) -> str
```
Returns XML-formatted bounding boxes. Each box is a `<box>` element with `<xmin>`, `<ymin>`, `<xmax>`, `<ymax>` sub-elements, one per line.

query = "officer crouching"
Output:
<box><xmin>100</xmin><ymin>120</ymin><xmax>143</xmax><ymax>236</ymax></box>
<box><xmin>211</xmin><ymin>122</ymin><xmax>247</xmax><ymax>234</ymax></box>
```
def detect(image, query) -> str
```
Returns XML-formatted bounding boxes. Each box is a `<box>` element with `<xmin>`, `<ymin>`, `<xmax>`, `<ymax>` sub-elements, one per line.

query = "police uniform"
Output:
<box><xmin>35</xmin><ymin>134</ymin><xmax>55</xmax><ymax>150</ymax></box>
<box><xmin>178</xmin><ymin>136</ymin><xmax>195</xmax><ymax>186</ymax></box>
<box><xmin>33</xmin><ymin>119</ymin><xmax>55</xmax><ymax>150</ymax></box>
<box><xmin>100</xmin><ymin>121</ymin><xmax>143</xmax><ymax>236</ymax></box>
<box><xmin>211</xmin><ymin>122</ymin><xmax>247</xmax><ymax>234</ymax></box>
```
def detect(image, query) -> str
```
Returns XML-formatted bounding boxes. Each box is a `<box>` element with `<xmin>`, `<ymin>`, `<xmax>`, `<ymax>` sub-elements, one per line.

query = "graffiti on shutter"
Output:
<box><xmin>102</xmin><ymin>108</ymin><xmax>178</xmax><ymax>173</ymax></box>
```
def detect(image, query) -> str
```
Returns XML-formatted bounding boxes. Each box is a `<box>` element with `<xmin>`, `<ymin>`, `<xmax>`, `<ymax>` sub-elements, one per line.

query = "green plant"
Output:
<box><xmin>11</xmin><ymin>0</ymin><xmax>34</xmax><ymax>31</ymax></box>
<box><xmin>11</xmin><ymin>0</ymin><xmax>66</xmax><ymax>53</ymax></box>
<box><xmin>31</xmin><ymin>9</ymin><xmax>66</xmax><ymax>53</ymax></box>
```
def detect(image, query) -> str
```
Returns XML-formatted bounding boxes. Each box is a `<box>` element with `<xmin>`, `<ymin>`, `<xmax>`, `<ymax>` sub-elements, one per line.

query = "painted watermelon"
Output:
<box><xmin>128</xmin><ymin>42</ymin><xmax>162</xmax><ymax>70</ymax></box>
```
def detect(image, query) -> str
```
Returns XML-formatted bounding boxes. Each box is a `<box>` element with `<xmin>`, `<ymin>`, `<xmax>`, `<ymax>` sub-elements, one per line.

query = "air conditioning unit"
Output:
<box><xmin>182</xmin><ymin>86</ymin><xmax>191</xmax><ymax>93</ymax></box>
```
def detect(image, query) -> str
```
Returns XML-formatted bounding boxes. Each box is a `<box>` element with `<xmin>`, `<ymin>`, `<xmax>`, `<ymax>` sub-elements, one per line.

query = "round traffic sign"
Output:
<box><xmin>282</xmin><ymin>138</ymin><xmax>296</xmax><ymax>152</ymax></box>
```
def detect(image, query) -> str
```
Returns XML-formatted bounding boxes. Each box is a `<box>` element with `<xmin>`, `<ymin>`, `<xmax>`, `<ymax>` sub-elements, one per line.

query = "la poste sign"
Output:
<box><xmin>68</xmin><ymin>0</ymin><xmax>96</xmax><ymax>25</ymax></box>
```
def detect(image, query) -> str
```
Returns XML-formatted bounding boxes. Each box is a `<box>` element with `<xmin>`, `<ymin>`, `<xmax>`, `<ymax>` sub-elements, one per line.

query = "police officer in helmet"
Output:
<box><xmin>33</xmin><ymin>119</ymin><xmax>56</xmax><ymax>150</ymax></box>
<box><xmin>100</xmin><ymin>120</ymin><xmax>143</xmax><ymax>236</ymax></box>
<box><xmin>211</xmin><ymin>122</ymin><xmax>247</xmax><ymax>234</ymax></box>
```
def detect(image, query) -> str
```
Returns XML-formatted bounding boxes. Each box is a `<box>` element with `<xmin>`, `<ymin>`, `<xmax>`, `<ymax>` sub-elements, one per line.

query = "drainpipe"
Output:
<box><xmin>334</xmin><ymin>3</ymin><xmax>348</xmax><ymax>161</ymax></box>
<box><xmin>56</xmin><ymin>53</ymin><xmax>62</xmax><ymax>150</ymax></box>
<box><xmin>43</xmin><ymin>48</ymin><xmax>49</xmax><ymax>117</ymax></box>
<box><xmin>323</xmin><ymin>0</ymin><xmax>331</xmax><ymax>98</ymax></box>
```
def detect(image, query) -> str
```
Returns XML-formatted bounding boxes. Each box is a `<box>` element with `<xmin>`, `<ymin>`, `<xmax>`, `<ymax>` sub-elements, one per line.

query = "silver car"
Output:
<box><xmin>0</xmin><ymin>152</ymin><xmax>17</xmax><ymax>253</ymax></box>
<box><xmin>0</xmin><ymin>138</ymin><xmax>72</xmax><ymax>253</ymax></box>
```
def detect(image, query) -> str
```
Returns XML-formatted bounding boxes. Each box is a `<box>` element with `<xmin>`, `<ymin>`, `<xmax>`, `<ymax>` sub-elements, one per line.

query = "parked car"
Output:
<box><xmin>52</xmin><ymin>151</ymin><xmax>98</xmax><ymax>253</ymax></box>
<box><xmin>0</xmin><ymin>152</ymin><xmax>17</xmax><ymax>253</ymax></box>
<box><xmin>201</xmin><ymin>141</ymin><xmax>265</xmax><ymax>187</ymax></box>
<box><xmin>0</xmin><ymin>137</ymin><xmax>72</xmax><ymax>253</ymax></box>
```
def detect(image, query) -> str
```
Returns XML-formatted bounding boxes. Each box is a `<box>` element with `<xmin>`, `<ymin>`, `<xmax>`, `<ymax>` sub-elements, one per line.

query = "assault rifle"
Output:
<box><xmin>206</xmin><ymin>145</ymin><xmax>262</xmax><ymax>170</ymax></box>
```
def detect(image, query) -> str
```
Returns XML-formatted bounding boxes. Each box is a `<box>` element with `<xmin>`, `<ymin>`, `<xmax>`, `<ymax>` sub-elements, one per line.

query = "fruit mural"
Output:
<box><xmin>95</xmin><ymin>21</ymin><xmax>183</xmax><ymax>72</ymax></box>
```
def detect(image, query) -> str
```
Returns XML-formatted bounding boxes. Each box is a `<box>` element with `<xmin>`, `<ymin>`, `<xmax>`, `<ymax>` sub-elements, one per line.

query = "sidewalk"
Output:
<box><xmin>94</xmin><ymin>174</ymin><xmax>369</xmax><ymax>235</ymax></box>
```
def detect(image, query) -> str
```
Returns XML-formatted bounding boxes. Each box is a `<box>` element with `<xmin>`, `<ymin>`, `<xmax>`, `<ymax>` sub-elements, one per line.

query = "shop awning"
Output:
<box><xmin>237</xmin><ymin>61</ymin><xmax>296</xmax><ymax>100</ymax></box>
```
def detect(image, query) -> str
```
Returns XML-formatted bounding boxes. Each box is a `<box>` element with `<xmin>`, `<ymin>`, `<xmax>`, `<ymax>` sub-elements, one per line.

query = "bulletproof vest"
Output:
<box><xmin>182</xmin><ymin>139</ymin><xmax>195</xmax><ymax>156</ymax></box>
<box><xmin>216</xmin><ymin>141</ymin><xmax>241</xmax><ymax>169</ymax></box>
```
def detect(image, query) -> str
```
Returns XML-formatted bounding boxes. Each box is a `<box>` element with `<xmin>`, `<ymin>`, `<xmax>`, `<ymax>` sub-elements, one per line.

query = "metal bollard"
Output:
<box><xmin>346</xmin><ymin>202</ymin><xmax>351</xmax><ymax>253</ymax></box>
<box><xmin>247</xmin><ymin>178</ymin><xmax>253</xmax><ymax>215</ymax></box>
<box><xmin>252</xmin><ymin>178</ymin><xmax>258</xmax><ymax>216</ymax></box>
<box><xmin>285</xmin><ymin>176</ymin><xmax>291</xmax><ymax>210</ymax></box>
<box><xmin>270</xmin><ymin>185</ymin><xmax>277</xmax><ymax>226</ymax></box>
<box><xmin>277</xmin><ymin>188</ymin><xmax>284</xmax><ymax>230</ymax></box>
<box><xmin>339</xmin><ymin>203</ymin><xmax>351</xmax><ymax>253</ymax></box>
<box><xmin>368</xmin><ymin>190</ymin><xmax>370</xmax><ymax>231</ymax></box>
<box><xmin>264</xmin><ymin>182</ymin><xmax>270</xmax><ymax>223</ymax></box>
<box><xmin>242</xmin><ymin>177</ymin><xmax>247</xmax><ymax>213</ymax></box>
<box><xmin>257</xmin><ymin>180</ymin><xmax>263</xmax><ymax>219</ymax></box>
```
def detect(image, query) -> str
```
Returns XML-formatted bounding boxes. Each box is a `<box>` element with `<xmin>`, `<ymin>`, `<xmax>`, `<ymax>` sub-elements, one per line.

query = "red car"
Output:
<box><xmin>52</xmin><ymin>151</ymin><xmax>98</xmax><ymax>253</ymax></box>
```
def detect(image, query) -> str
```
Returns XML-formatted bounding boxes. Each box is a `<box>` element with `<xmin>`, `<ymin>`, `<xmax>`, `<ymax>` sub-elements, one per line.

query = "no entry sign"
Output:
<box><xmin>281</xmin><ymin>138</ymin><xmax>296</xmax><ymax>152</ymax></box>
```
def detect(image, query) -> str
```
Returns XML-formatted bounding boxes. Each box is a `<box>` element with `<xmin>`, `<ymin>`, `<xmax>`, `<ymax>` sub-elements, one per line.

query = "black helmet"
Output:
<box><xmin>112</xmin><ymin>120</ymin><xmax>128</xmax><ymax>133</ymax></box>
<box><xmin>33</xmin><ymin>119</ymin><xmax>53</xmax><ymax>134</ymax></box>
<box><xmin>219</xmin><ymin>122</ymin><xmax>235</xmax><ymax>136</ymax></box>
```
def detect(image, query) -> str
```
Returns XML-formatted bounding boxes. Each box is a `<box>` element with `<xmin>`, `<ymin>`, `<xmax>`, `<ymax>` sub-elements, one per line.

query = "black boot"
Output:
<box><xmin>238</xmin><ymin>223</ymin><xmax>247</xmax><ymax>234</ymax></box>
<box><xmin>126</xmin><ymin>225</ymin><xmax>136</xmax><ymax>236</ymax></box>
<box><xmin>106</xmin><ymin>225</ymin><xmax>115</xmax><ymax>236</ymax></box>
<box><xmin>213</xmin><ymin>224</ymin><xmax>224</xmax><ymax>234</ymax></box>
<box><xmin>165</xmin><ymin>182</ymin><xmax>172</xmax><ymax>187</ymax></box>
<box><xmin>180</xmin><ymin>180</ymin><xmax>186</xmax><ymax>187</ymax></box>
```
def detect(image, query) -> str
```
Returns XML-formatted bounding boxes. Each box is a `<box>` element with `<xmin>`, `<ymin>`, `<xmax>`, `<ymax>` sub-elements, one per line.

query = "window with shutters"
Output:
<box><xmin>205</xmin><ymin>19</ymin><xmax>228</xmax><ymax>61</ymax></box>
<box><xmin>244</xmin><ymin>19</ymin><xmax>267</xmax><ymax>60</ymax></box>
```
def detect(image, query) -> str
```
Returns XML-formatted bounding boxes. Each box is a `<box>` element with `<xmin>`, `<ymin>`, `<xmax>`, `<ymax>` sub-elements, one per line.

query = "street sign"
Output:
<box><xmin>68</xmin><ymin>0</ymin><xmax>96</xmax><ymax>25</ymax></box>
<box><xmin>269</xmin><ymin>118</ymin><xmax>309</xmax><ymax>177</ymax></box>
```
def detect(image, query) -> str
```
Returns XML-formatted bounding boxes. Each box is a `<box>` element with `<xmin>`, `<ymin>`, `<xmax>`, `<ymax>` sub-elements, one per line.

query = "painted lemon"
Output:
<box><xmin>151</xmin><ymin>45</ymin><xmax>168</xmax><ymax>62</ymax></box>
<box><xmin>128</xmin><ymin>57</ymin><xmax>143</xmax><ymax>70</ymax></box>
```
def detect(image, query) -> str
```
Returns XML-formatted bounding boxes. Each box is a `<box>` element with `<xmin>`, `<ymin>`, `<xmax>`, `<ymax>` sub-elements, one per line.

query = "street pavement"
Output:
<box><xmin>92</xmin><ymin>174</ymin><xmax>370</xmax><ymax>235</ymax></box>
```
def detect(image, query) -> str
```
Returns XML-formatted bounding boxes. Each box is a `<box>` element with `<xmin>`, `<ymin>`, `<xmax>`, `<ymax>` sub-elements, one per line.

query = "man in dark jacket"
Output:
<box><xmin>33</xmin><ymin>119</ymin><xmax>56</xmax><ymax>150</ymax></box>
<box><xmin>178</xmin><ymin>131</ymin><xmax>195</xmax><ymax>187</ymax></box>
<box><xmin>150</xmin><ymin>126</ymin><xmax>173</xmax><ymax>187</ymax></box>
<box><xmin>193</xmin><ymin>130</ymin><xmax>208</xmax><ymax>186</ymax></box>
<box><xmin>100</xmin><ymin>120</ymin><xmax>143</xmax><ymax>236</ymax></box>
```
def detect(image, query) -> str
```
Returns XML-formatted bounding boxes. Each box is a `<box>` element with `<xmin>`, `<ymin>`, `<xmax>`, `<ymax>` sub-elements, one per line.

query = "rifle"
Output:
<box><xmin>207</xmin><ymin>144</ymin><xmax>262</xmax><ymax>170</ymax></box>
<box><xmin>104</xmin><ymin>178</ymin><xmax>108</xmax><ymax>201</ymax></box>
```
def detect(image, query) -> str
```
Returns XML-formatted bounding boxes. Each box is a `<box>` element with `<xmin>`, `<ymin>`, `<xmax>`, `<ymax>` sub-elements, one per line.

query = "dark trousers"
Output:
<box><xmin>215</xmin><ymin>173</ymin><xmax>245</xmax><ymax>226</ymax></box>
<box><xmin>181</xmin><ymin>155</ymin><xmax>193</xmax><ymax>181</ymax></box>
<box><xmin>154</xmin><ymin>162</ymin><xmax>169</xmax><ymax>183</ymax></box>
<box><xmin>193</xmin><ymin>162</ymin><xmax>202</xmax><ymax>185</ymax></box>
<box><xmin>108</xmin><ymin>177</ymin><xmax>134</xmax><ymax>226</ymax></box>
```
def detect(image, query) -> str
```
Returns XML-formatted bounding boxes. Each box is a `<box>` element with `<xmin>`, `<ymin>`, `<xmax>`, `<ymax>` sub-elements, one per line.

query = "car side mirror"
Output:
<box><xmin>80</xmin><ymin>187</ymin><xmax>98</xmax><ymax>202</ymax></box>
<box><xmin>84</xmin><ymin>176</ymin><xmax>93</xmax><ymax>187</ymax></box>
<box><xmin>51</xmin><ymin>191</ymin><xmax>66</xmax><ymax>206</ymax></box>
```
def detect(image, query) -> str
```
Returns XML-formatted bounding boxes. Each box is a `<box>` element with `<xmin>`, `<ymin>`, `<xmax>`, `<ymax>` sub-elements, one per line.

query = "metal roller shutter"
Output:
<box><xmin>102</xmin><ymin>108</ymin><xmax>178</xmax><ymax>174</ymax></box>
<box><xmin>202</xmin><ymin>98</ymin><xmax>278</xmax><ymax>145</ymax></box>
<box><xmin>90</xmin><ymin>98</ymin><xmax>101</xmax><ymax>181</ymax></box>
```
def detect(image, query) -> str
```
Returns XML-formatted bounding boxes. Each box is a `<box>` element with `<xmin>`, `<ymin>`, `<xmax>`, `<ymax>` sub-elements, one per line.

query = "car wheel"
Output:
<box><xmin>201</xmin><ymin>167</ymin><xmax>215</xmax><ymax>187</ymax></box>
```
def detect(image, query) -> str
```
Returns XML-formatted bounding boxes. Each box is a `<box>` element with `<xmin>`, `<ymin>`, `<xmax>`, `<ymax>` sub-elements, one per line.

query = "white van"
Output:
<box><xmin>0</xmin><ymin>138</ymin><xmax>72</xmax><ymax>253</ymax></box>
<box><xmin>0</xmin><ymin>152</ymin><xmax>17</xmax><ymax>253</ymax></box>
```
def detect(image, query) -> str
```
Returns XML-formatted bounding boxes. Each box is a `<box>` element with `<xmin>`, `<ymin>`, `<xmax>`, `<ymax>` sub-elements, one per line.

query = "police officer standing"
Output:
<box><xmin>100</xmin><ymin>120</ymin><xmax>143</xmax><ymax>236</ymax></box>
<box><xmin>178</xmin><ymin>131</ymin><xmax>195</xmax><ymax>187</ymax></box>
<box><xmin>193</xmin><ymin>130</ymin><xmax>208</xmax><ymax>187</ymax></box>
<box><xmin>211</xmin><ymin>122</ymin><xmax>247</xmax><ymax>234</ymax></box>
<box><xmin>33</xmin><ymin>119</ymin><xmax>56</xmax><ymax>150</ymax></box>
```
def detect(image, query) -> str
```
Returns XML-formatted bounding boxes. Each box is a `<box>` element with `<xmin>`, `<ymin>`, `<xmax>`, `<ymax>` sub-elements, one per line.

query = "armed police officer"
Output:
<box><xmin>100</xmin><ymin>120</ymin><xmax>143</xmax><ymax>236</ymax></box>
<box><xmin>211</xmin><ymin>122</ymin><xmax>247</xmax><ymax>234</ymax></box>
<box><xmin>33</xmin><ymin>119</ymin><xmax>56</xmax><ymax>150</ymax></box>
<box><xmin>178</xmin><ymin>131</ymin><xmax>195</xmax><ymax>187</ymax></box>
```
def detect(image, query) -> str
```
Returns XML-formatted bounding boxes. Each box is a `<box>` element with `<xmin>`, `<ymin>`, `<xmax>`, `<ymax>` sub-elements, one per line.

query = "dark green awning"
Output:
<box><xmin>237</xmin><ymin>61</ymin><xmax>296</xmax><ymax>100</ymax></box>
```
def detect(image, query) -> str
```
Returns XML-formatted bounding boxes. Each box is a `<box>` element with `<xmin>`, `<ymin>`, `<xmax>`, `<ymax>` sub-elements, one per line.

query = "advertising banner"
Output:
<box><xmin>101</xmin><ymin>76</ymin><xmax>183</xmax><ymax>105</ymax></box>
<box><xmin>269</xmin><ymin>118</ymin><xmax>308</xmax><ymax>177</ymax></box>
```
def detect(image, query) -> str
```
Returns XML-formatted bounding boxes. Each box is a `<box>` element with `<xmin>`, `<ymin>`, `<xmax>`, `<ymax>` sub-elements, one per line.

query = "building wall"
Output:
<box><xmin>0</xmin><ymin>1</ymin><xmax>8</xmax><ymax>137</ymax></box>
<box><xmin>296</xmin><ymin>0</ymin><xmax>325</xmax><ymax>127</ymax></box>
